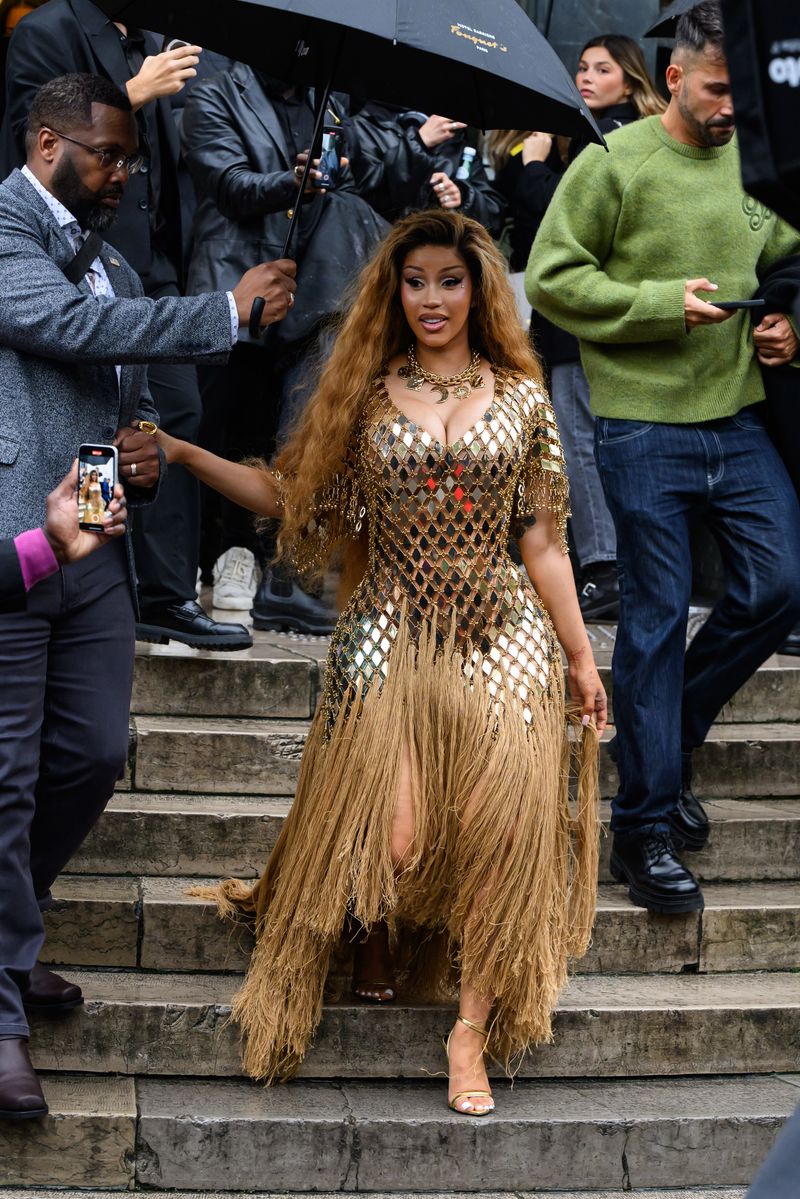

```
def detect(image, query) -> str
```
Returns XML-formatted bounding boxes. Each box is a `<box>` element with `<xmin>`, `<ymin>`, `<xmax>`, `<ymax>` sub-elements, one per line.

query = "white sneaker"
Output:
<box><xmin>212</xmin><ymin>547</ymin><xmax>258</xmax><ymax>610</ymax></box>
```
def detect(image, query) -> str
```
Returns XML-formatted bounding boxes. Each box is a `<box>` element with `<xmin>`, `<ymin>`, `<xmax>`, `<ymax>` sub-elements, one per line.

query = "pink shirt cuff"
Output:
<box><xmin>13</xmin><ymin>528</ymin><xmax>60</xmax><ymax>591</ymax></box>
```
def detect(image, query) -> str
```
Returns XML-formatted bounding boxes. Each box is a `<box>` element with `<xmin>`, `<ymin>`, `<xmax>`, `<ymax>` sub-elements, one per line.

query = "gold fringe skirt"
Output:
<box><xmin>193</xmin><ymin>615</ymin><xmax>600</xmax><ymax>1083</ymax></box>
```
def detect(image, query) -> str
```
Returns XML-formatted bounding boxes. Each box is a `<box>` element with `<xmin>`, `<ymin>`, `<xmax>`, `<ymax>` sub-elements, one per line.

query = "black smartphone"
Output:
<box><xmin>313</xmin><ymin>125</ymin><xmax>344</xmax><ymax>190</ymax></box>
<box><xmin>711</xmin><ymin>299</ymin><xmax>767</xmax><ymax>310</ymax></box>
<box><xmin>78</xmin><ymin>444</ymin><xmax>119</xmax><ymax>532</ymax></box>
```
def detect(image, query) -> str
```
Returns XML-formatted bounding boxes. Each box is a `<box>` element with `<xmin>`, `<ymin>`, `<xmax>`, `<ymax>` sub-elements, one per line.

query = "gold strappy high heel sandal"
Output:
<box><xmin>445</xmin><ymin>1014</ymin><xmax>495</xmax><ymax>1116</ymax></box>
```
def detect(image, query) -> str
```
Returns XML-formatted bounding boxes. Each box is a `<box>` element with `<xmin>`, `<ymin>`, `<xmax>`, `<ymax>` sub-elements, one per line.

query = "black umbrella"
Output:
<box><xmin>97</xmin><ymin>0</ymin><xmax>603</xmax><ymax>333</ymax></box>
<box><xmin>645</xmin><ymin>0</ymin><xmax>702</xmax><ymax>39</ymax></box>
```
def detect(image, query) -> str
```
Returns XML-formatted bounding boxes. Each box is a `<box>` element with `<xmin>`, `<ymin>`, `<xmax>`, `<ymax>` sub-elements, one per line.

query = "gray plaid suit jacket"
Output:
<box><xmin>0</xmin><ymin>168</ymin><xmax>233</xmax><ymax>540</ymax></box>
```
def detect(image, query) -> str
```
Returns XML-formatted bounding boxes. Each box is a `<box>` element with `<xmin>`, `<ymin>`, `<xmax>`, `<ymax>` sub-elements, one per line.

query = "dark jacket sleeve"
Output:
<box><xmin>181</xmin><ymin>78</ymin><xmax>298</xmax><ymax>220</ymax></box>
<box><xmin>0</xmin><ymin>16</ymin><xmax>85</xmax><ymax>172</ymax></box>
<box><xmin>348</xmin><ymin>118</ymin><xmax>435</xmax><ymax>220</ymax></box>
<box><xmin>448</xmin><ymin>154</ymin><xmax>506</xmax><ymax>239</ymax></box>
<box><xmin>0</xmin><ymin>537</ymin><xmax>26</xmax><ymax>613</ymax></box>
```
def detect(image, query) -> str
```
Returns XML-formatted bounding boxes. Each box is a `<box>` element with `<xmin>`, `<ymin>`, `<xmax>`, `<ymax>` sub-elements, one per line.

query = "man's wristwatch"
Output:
<box><xmin>135</xmin><ymin>420</ymin><xmax>159</xmax><ymax>436</ymax></box>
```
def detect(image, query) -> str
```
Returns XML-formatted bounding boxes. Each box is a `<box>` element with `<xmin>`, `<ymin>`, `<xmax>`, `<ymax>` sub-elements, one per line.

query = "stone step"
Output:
<box><xmin>27</xmin><ymin>971</ymin><xmax>800</xmax><ymax>1081</ymax></box>
<box><xmin>131</xmin><ymin>638</ymin><xmax>800</xmax><ymax>726</ymax></box>
<box><xmin>109</xmin><ymin>1075</ymin><xmax>800</xmax><ymax>1191</ymax></box>
<box><xmin>0</xmin><ymin>1075</ymin><xmax>135</xmax><ymax>1191</ymax></box>
<box><xmin>3</xmin><ymin>1193</ymin><xmax>749</xmax><ymax>1199</ymax></box>
<box><xmin>69</xmin><ymin>794</ymin><xmax>800</xmax><ymax>883</ymax></box>
<box><xmin>129</xmin><ymin>717</ymin><xmax>800</xmax><ymax>799</ymax></box>
<box><xmin>2</xmin><ymin>1073</ymin><xmax>787</xmax><ymax>1192</ymax></box>
<box><xmin>41</xmin><ymin>876</ymin><xmax>800</xmax><ymax>975</ymax></box>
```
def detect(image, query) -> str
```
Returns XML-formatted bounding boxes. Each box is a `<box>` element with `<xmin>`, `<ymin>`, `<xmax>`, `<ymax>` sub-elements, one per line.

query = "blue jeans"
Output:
<box><xmin>595</xmin><ymin>407</ymin><xmax>800</xmax><ymax>835</ymax></box>
<box><xmin>550</xmin><ymin>361</ymin><xmax>616</xmax><ymax>569</ymax></box>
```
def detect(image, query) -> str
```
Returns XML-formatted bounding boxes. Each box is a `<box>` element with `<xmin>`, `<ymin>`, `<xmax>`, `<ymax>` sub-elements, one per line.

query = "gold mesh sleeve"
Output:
<box><xmin>514</xmin><ymin>388</ymin><xmax>571</xmax><ymax>553</ymax></box>
<box><xmin>293</xmin><ymin>441</ymin><xmax>366</xmax><ymax>576</ymax></box>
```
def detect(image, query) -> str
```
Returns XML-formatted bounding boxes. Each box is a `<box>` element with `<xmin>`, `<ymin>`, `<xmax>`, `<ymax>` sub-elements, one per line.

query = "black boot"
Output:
<box><xmin>578</xmin><ymin>562</ymin><xmax>620</xmax><ymax>622</ymax></box>
<box><xmin>610</xmin><ymin>829</ymin><xmax>704</xmax><ymax>914</ymax></box>
<box><xmin>21</xmin><ymin>964</ymin><xmax>83</xmax><ymax>1016</ymax></box>
<box><xmin>0</xmin><ymin>1038</ymin><xmax>48</xmax><ymax>1120</ymax></box>
<box><xmin>670</xmin><ymin>752</ymin><xmax>710</xmax><ymax>852</ymax></box>
<box><xmin>253</xmin><ymin>568</ymin><xmax>337</xmax><ymax>635</ymax></box>
<box><xmin>778</xmin><ymin>620</ymin><xmax>800</xmax><ymax>656</ymax></box>
<box><xmin>137</xmin><ymin>599</ymin><xmax>253</xmax><ymax>651</ymax></box>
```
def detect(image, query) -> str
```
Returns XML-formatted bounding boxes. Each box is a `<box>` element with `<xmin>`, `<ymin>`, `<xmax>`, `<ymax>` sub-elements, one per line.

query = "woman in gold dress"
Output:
<box><xmin>155</xmin><ymin>210</ymin><xmax>607</xmax><ymax>1115</ymax></box>
<box><xmin>79</xmin><ymin>468</ymin><xmax>106</xmax><ymax>526</ymax></box>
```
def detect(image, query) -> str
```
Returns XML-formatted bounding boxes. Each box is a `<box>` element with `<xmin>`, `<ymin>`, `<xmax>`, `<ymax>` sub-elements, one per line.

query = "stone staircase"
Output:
<box><xmin>1</xmin><ymin>624</ymin><xmax>799</xmax><ymax>1195</ymax></box>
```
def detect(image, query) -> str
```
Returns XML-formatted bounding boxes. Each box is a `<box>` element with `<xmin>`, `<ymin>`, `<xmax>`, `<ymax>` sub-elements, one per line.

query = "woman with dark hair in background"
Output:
<box><xmin>489</xmin><ymin>35</ymin><xmax>665</xmax><ymax>622</ymax></box>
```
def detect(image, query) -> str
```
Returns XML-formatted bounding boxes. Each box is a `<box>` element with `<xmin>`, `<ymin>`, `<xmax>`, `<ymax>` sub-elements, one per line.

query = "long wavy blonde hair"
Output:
<box><xmin>273</xmin><ymin>209</ymin><xmax>543</xmax><ymax>590</ymax></box>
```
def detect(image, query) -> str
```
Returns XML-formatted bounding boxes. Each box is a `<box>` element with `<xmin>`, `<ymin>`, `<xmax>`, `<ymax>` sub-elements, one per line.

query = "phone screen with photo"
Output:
<box><xmin>78</xmin><ymin>444</ymin><xmax>118</xmax><ymax>532</ymax></box>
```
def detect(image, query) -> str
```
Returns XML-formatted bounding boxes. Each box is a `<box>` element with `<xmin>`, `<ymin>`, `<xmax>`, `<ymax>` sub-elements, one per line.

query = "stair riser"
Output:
<box><xmin>130</xmin><ymin>725</ymin><xmax>800</xmax><ymax>799</ymax></box>
<box><xmin>131</xmin><ymin>657</ymin><xmax>800</xmax><ymax>725</ymax></box>
<box><xmin>41</xmin><ymin>891</ymin><xmax>800</xmax><ymax>975</ymax></box>
<box><xmin>28</xmin><ymin>1001</ymin><xmax>800</xmax><ymax>1080</ymax></box>
<box><xmin>68</xmin><ymin>807</ymin><xmax>800</xmax><ymax>883</ymax></box>
<box><xmin>133</xmin><ymin>655</ymin><xmax>317</xmax><ymax>719</ymax></box>
<box><xmin>135</xmin><ymin>1108</ymin><xmax>786</xmax><ymax>1193</ymax></box>
<box><xmin>0</xmin><ymin>1080</ymin><xmax>134</xmax><ymax>1190</ymax></box>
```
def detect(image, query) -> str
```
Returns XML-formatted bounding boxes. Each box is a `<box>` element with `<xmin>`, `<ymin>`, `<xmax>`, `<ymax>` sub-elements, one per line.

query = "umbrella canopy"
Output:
<box><xmin>645</xmin><ymin>0</ymin><xmax>702</xmax><ymax>39</ymax></box>
<box><xmin>95</xmin><ymin>0</ymin><xmax>603</xmax><ymax>141</ymax></box>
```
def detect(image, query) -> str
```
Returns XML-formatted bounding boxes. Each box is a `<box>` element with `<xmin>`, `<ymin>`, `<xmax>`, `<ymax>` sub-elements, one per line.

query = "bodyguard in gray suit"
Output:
<box><xmin>0</xmin><ymin>72</ymin><xmax>296</xmax><ymax>1119</ymax></box>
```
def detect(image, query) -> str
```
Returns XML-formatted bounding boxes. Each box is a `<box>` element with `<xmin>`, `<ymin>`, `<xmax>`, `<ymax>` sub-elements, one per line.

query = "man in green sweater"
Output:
<box><xmin>527</xmin><ymin>1</ymin><xmax>800</xmax><ymax>915</ymax></box>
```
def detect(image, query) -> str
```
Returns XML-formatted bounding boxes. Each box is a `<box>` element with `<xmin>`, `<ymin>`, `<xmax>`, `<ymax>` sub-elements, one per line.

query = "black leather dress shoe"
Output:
<box><xmin>578</xmin><ymin>563</ymin><xmax>620</xmax><ymax>622</ymax></box>
<box><xmin>21</xmin><ymin>964</ymin><xmax>83</xmax><ymax>1015</ymax></box>
<box><xmin>0</xmin><ymin>1038</ymin><xmax>48</xmax><ymax>1119</ymax></box>
<box><xmin>610</xmin><ymin>830</ymin><xmax>704</xmax><ymax>914</ymax></box>
<box><xmin>670</xmin><ymin>788</ymin><xmax>710</xmax><ymax>852</ymax></box>
<box><xmin>670</xmin><ymin>753</ymin><xmax>710</xmax><ymax>852</ymax></box>
<box><xmin>137</xmin><ymin>600</ymin><xmax>253</xmax><ymax>650</ymax></box>
<box><xmin>778</xmin><ymin>622</ymin><xmax>800</xmax><ymax>656</ymax></box>
<box><xmin>253</xmin><ymin>570</ymin><xmax>337</xmax><ymax>635</ymax></box>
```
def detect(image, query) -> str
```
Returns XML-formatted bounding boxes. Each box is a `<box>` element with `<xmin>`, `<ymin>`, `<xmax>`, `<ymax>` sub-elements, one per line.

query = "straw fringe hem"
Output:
<box><xmin>191</xmin><ymin>613</ymin><xmax>600</xmax><ymax>1083</ymax></box>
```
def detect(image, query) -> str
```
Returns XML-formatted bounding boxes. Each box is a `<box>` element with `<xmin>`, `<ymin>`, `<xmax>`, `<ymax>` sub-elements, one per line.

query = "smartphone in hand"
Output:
<box><xmin>711</xmin><ymin>299</ymin><xmax>767</xmax><ymax>311</ymax></box>
<box><xmin>77</xmin><ymin>444</ymin><xmax>118</xmax><ymax>532</ymax></box>
<box><xmin>313</xmin><ymin>125</ymin><xmax>344</xmax><ymax>190</ymax></box>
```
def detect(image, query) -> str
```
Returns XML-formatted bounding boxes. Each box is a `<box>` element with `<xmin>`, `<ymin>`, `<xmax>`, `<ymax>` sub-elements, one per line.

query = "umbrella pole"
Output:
<box><xmin>248</xmin><ymin>51</ymin><xmax>340</xmax><ymax>339</ymax></box>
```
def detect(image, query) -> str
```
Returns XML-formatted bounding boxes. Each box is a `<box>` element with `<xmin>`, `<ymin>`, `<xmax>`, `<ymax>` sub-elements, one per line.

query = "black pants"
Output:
<box><xmin>198</xmin><ymin>342</ymin><xmax>277</xmax><ymax>565</ymax></box>
<box><xmin>132</xmin><ymin>279</ymin><xmax>203</xmax><ymax>608</ymax></box>
<box><xmin>198</xmin><ymin>337</ymin><xmax>326</xmax><ymax>568</ymax></box>
<box><xmin>0</xmin><ymin>541</ymin><xmax>134</xmax><ymax>1034</ymax></box>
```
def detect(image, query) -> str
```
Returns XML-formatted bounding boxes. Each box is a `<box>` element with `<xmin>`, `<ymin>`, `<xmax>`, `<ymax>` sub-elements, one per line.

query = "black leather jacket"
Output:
<box><xmin>348</xmin><ymin>103</ymin><xmax>506</xmax><ymax>236</ymax></box>
<box><xmin>182</xmin><ymin>63</ymin><xmax>389</xmax><ymax>345</ymax></box>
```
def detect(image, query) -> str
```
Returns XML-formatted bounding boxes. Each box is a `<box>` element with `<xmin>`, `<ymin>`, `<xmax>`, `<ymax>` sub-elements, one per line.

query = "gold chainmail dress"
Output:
<box><xmin>198</xmin><ymin>368</ymin><xmax>600</xmax><ymax>1082</ymax></box>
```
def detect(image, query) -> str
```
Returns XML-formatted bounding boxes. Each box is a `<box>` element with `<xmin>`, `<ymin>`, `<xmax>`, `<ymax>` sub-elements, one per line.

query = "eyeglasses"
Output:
<box><xmin>45</xmin><ymin>128</ymin><xmax>147</xmax><ymax>175</ymax></box>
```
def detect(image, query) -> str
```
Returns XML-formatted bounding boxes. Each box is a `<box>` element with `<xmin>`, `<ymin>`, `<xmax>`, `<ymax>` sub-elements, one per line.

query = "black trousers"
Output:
<box><xmin>0</xmin><ymin>541</ymin><xmax>134</xmax><ymax>1035</ymax></box>
<box><xmin>198</xmin><ymin>342</ymin><xmax>277</xmax><ymax>565</ymax></box>
<box><xmin>131</xmin><ymin>277</ymin><xmax>203</xmax><ymax>608</ymax></box>
<box><xmin>198</xmin><ymin>335</ymin><xmax>331</xmax><ymax>569</ymax></box>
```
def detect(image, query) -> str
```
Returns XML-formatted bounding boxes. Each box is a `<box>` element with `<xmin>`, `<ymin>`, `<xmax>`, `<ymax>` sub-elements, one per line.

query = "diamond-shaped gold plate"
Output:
<box><xmin>322</xmin><ymin>370</ymin><xmax>571</xmax><ymax>730</ymax></box>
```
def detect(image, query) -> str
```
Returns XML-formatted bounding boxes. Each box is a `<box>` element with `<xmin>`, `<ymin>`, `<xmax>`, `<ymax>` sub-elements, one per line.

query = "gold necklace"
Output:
<box><xmin>398</xmin><ymin>345</ymin><xmax>484</xmax><ymax>403</ymax></box>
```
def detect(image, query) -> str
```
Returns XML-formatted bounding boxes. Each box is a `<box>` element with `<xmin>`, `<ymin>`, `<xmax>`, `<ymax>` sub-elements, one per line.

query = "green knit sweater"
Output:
<box><xmin>526</xmin><ymin>116</ymin><xmax>800</xmax><ymax>423</ymax></box>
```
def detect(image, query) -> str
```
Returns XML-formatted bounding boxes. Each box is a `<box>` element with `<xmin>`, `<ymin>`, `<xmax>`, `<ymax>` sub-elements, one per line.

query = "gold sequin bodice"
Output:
<box><xmin>320</xmin><ymin>370</ymin><xmax>570</xmax><ymax>725</ymax></box>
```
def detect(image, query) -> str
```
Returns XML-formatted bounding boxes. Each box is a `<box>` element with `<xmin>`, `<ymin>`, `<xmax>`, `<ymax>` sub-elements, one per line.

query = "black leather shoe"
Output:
<box><xmin>670</xmin><ymin>755</ymin><xmax>710</xmax><ymax>852</ymax></box>
<box><xmin>0</xmin><ymin>1038</ymin><xmax>48</xmax><ymax>1119</ymax></box>
<box><xmin>137</xmin><ymin>600</ymin><xmax>253</xmax><ymax>650</ymax></box>
<box><xmin>578</xmin><ymin>563</ymin><xmax>620</xmax><ymax>622</ymax></box>
<box><xmin>778</xmin><ymin>621</ymin><xmax>800</xmax><ymax>656</ymax></box>
<box><xmin>610</xmin><ymin>830</ymin><xmax>704</xmax><ymax>914</ymax></box>
<box><xmin>253</xmin><ymin>569</ymin><xmax>337</xmax><ymax>635</ymax></box>
<box><xmin>21</xmin><ymin>964</ymin><xmax>83</xmax><ymax>1015</ymax></box>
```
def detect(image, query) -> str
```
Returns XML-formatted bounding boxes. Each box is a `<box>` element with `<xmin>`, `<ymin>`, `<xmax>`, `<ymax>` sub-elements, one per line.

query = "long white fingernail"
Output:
<box><xmin>582</xmin><ymin>714</ymin><xmax>591</xmax><ymax>727</ymax></box>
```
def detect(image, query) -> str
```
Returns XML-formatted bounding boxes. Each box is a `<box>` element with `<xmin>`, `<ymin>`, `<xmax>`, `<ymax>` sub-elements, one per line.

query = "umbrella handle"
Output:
<box><xmin>248</xmin><ymin>44</ymin><xmax>342</xmax><ymax>341</ymax></box>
